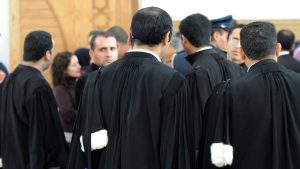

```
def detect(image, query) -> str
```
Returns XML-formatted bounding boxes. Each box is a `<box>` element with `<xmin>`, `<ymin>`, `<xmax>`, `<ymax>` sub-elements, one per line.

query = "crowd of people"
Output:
<box><xmin>1</xmin><ymin>6</ymin><xmax>300</xmax><ymax>169</ymax></box>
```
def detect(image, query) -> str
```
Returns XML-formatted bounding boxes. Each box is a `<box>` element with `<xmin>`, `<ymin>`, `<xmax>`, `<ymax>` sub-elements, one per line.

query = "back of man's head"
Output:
<box><xmin>240</xmin><ymin>22</ymin><xmax>277</xmax><ymax>60</ymax></box>
<box><xmin>75</xmin><ymin>48</ymin><xmax>90</xmax><ymax>67</ymax></box>
<box><xmin>130</xmin><ymin>6</ymin><xmax>173</xmax><ymax>47</ymax></box>
<box><xmin>179</xmin><ymin>13</ymin><xmax>211</xmax><ymax>47</ymax></box>
<box><xmin>23</xmin><ymin>30</ymin><xmax>52</xmax><ymax>61</ymax></box>
<box><xmin>277</xmin><ymin>29</ymin><xmax>295</xmax><ymax>51</ymax></box>
<box><xmin>107</xmin><ymin>26</ymin><xmax>128</xmax><ymax>44</ymax></box>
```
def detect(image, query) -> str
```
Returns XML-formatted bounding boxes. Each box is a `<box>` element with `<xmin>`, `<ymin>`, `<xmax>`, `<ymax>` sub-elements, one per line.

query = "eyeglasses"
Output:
<box><xmin>228</xmin><ymin>37</ymin><xmax>240</xmax><ymax>46</ymax></box>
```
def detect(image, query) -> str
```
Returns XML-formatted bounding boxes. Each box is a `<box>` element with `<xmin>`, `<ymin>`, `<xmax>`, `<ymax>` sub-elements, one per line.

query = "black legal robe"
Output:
<box><xmin>185</xmin><ymin>49</ymin><xmax>245</xmax><ymax>154</ymax></box>
<box><xmin>198</xmin><ymin>59</ymin><xmax>300</xmax><ymax>169</ymax></box>
<box><xmin>68</xmin><ymin>52</ymin><xmax>194</xmax><ymax>169</ymax></box>
<box><xmin>0</xmin><ymin>65</ymin><xmax>69</xmax><ymax>169</ymax></box>
<box><xmin>75</xmin><ymin>63</ymin><xmax>100</xmax><ymax>106</ymax></box>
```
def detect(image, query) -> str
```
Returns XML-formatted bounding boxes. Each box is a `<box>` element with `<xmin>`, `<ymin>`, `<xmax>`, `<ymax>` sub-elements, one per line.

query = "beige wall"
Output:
<box><xmin>239</xmin><ymin>20</ymin><xmax>300</xmax><ymax>39</ymax></box>
<box><xmin>9</xmin><ymin>0</ymin><xmax>300</xmax><ymax>82</ymax></box>
<box><xmin>10</xmin><ymin>0</ymin><xmax>139</xmax><ymax>83</ymax></box>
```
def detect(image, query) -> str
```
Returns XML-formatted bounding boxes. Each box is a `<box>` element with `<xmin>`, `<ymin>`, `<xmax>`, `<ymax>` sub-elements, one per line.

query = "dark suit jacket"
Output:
<box><xmin>278</xmin><ymin>54</ymin><xmax>300</xmax><ymax>73</ymax></box>
<box><xmin>173</xmin><ymin>50</ymin><xmax>193</xmax><ymax>75</ymax></box>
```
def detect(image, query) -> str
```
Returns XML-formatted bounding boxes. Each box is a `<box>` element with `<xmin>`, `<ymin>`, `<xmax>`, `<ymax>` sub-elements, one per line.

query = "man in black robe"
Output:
<box><xmin>0</xmin><ymin>31</ymin><xmax>69</xmax><ymax>168</ymax></box>
<box><xmin>68</xmin><ymin>7</ymin><xmax>194</xmax><ymax>169</ymax></box>
<box><xmin>75</xmin><ymin>31</ymin><xmax>118</xmax><ymax>106</ymax></box>
<box><xmin>179</xmin><ymin>13</ymin><xmax>245</xmax><ymax>158</ymax></box>
<box><xmin>198</xmin><ymin>22</ymin><xmax>300</xmax><ymax>169</ymax></box>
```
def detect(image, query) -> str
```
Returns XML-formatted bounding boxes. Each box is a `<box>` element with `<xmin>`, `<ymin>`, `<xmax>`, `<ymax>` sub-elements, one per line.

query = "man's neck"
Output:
<box><xmin>21</xmin><ymin>61</ymin><xmax>44</xmax><ymax>72</ymax></box>
<box><xmin>245</xmin><ymin>55</ymin><xmax>277</xmax><ymax>71</ymax></box>
<box><xmin>186</xmin><ymin>45</ymin><xmax>211</xmax><ymax>55</ymax></box>
<box><xmin>131</xmin><ymin>45</ymin><xmax>162</xmax><ymax>57</ymax></box>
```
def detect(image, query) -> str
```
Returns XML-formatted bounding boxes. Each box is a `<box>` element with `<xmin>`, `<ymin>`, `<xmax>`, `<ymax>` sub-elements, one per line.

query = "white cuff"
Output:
<box><xmin>0</xmin><ymin>158</ymin><xmax>2</xmax><ymax>168</ymax></box>
<box><xmin>80</xmin><ymin>129</ymin><xmax>108</xmax><ymax>152</ymax></box>
<box><xmin>210</xmin><ymin>143</ymin><xmax>233</xmax><ymax>167</ymax></box>
<box><xmin>223</xmin><ymin>144</ymin><xmax>233</xmax><ymax>165</ymax></box>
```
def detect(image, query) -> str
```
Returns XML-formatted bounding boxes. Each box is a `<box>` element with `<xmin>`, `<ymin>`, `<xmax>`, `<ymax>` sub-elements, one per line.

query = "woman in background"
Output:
<box><xmin>0</xmin><ymin>61</ymin><xmax>8</xmax><ymax>83</ymax></box>
<box><xmin>52</xmin><ymin>51</ymin><xmax>81</xmax><ymax>144</ymax></box>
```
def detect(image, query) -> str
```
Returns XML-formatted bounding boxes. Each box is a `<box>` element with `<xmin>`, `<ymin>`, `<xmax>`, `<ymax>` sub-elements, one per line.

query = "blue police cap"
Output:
<box><xmin>211</xmin><ymin>15</ymin><xmax>234</xmax><ymax>31</ymax></box>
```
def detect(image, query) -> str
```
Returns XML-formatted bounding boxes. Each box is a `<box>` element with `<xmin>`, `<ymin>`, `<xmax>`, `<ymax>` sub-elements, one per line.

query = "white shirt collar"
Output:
<box><xmin>247</xmin><ymin>59</ymin><xmax>274</xmax><ymax>72</ymax></box>
<box><xmin>279</xmin><ymin>50</ymin><xmax>290</xmax><ymax>56</ymax></box>
<box><xmin>196</xmin><ymin>46</ymin><xmax>213</xmax><ymax>53</ymax></box>
<box><xmin>247</xmin><ymin>62</ymin><xmax>256</xmax><ymax>72</ymax></box>
<box><xmin>127</xmin><ymin>49</ymin><xmax>161</xmax><ymax>62</ymax></box>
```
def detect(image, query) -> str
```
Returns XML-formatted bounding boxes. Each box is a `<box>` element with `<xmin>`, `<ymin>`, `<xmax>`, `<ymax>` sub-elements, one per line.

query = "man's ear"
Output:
<box><xmin>44</xmin><ymin>50</ymin><xmax>51</xmax><ymax>61</ymax></box>
<box><xmin>89</xmin><ymin>49</ymin><xmax>94</xmax><ymax>62</ymax></box>
<box><xmin>163</xmin><ymin>31</ymin><xmax>171</xmax><ymax>45</ymax></box>
<box><xmin>241</xmin><ymin>48</ymin><xmax>247</xmax><ymax>60</ymax></box>
<box><xmin>212</xmin><ymin>32</ymin><xmax>219</xmax><ymax>41</ymax></box>
<box><xmin>275</xmin><ymin>43</ymin><xmax>282</xmax><ymax>58</ymax></box>
<box><xmin>127</xmin><ymin>36</ymin><xmax>132</xmax><ymax>47</ymax></box>
<box><xmin>181</xmin><ymin>35</ymin><xmax>187</xmax><ymax>45</ymax></box>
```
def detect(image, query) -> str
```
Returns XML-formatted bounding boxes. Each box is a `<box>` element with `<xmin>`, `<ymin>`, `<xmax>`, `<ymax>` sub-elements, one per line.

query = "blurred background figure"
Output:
<box><xmin>52</xmin><ymin>51</ymin><xmax>81</xmax><ymax>144</ymax></box>
<box><xmin>0</xmin><ymin>61</ymin><xmax>8</xmax><ymax>83</ymax></box>
<box><xmin>172</xmin><ymin>31</ymin><xmax>193</xmax><ymax>75</ymax></box>
<box><xmin>294</xmin><ymin>40</ymin><xmax>300</xmax><ymax>50</ymax></box>
<box><xmin>74</xmin><ymin>47</ymin><xmax>90</xmax><ymax>76</ymax></box>
<box><xmin>293</xmin><ymin>46</ymin><xmax>300</xmax><ymax>62</ymax></box>
<box><xmin>163</xmin><ymin>30</ymin><xmax>183</xmax><ymax>67</ymax></box>
<box><xmin>226</xmin><ymin>24</ymin><xmax>247</xmax><ymax>69</ymax></box>
<box><xmin>107</xmin><ymin>26</ymin><xmax>130</xmax><ymax>58</ymax></box>
<box><xmin>211</xmin><ymin>15</ymin><xmax>236</xmax><ymax>58</ymax></box>
<box><xmin>277</xmin><ymin>29</ymin><xmax>300</xmax><ymax>73</ymax></box>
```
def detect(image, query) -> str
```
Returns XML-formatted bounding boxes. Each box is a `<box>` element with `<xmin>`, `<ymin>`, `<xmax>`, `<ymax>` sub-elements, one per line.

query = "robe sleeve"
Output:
<box><xmin>68</xmin><ymin>71</ymin><xmax>102</xmax><ymax>169</ymax></box>
<box><xmin>26</xmin><ymin>86</ymin><xmax>69</xmax><ymax>169</ymax></box>
<box><xmin>67</xmin><ymin>108</ymin><xmax>87</xmax><ymax>169</ymax></box>
<box><xmin>197</xmin><ymin>80</ymin><xmax>233</xmax><ymax>169</ymax></box>
<box><xmin>186</xmin><ymin>69</ymin><xmax>211</xmax><ymax>154</ymax></box>
<box><xmin>187</xmin><ymin>69</ymin><xmax>213</xmax><ymax>112</ymax></box>
<box><xmin>160</xmin><ymin>74</ymin><xmax>195</xmax><ymax>169</ymax></box>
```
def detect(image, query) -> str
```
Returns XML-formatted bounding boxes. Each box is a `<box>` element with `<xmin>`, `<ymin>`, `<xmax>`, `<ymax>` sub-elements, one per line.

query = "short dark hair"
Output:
<box><xmin>88</xmin><ymin>29</ymin><xmax>102</xmax><ymax>39</ymax></box>
<box><xmin>240</xmin><ymin>22</ymin><xmax>277</xmax><ymax>60</ymax></box>
<box><xmin>179</xmin><ymin>13</ymin><xmax>211</xmax><ymax>47</ymax></box>
<box><xmin>277</xmin><ymin>29</ymin><xmax>295</xmax><ymax>51</ymax></box>
<box><xmin>52</xmin><ymin>51</ymin><xmax>73</xmax><ymax>86</ymax></box>
<box><xmin>130</xmin><ymin>6</ymin><xmax>173</xmax><ymax>47</ymax></box>
<box><xmin>211</xmin><ymin>28</ymin><xmax>227</xmax><ymax>37</ymax></box>
<box><xmin>107</xmin><ymin>26</ymin><xmax>128</xmax><ymax>44</ymax></box>
<box><xmin>74</xmin><ymin>48</ymin><xmax>90</xmax><ymax>67</ymax></box>
<box><xmin>227</xmin><ymin>24</ymin><xmax>245</xmax><ymax>39</ymax></box>
<box><xmin>89</xmin><ymin>31</ymin><xmax>108</xmax><ymax>50</ymax></box>
<box><xmin>23</xmin><ymin>30</ymin><xmax>53</xmax><ymax>61</ymax></box>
